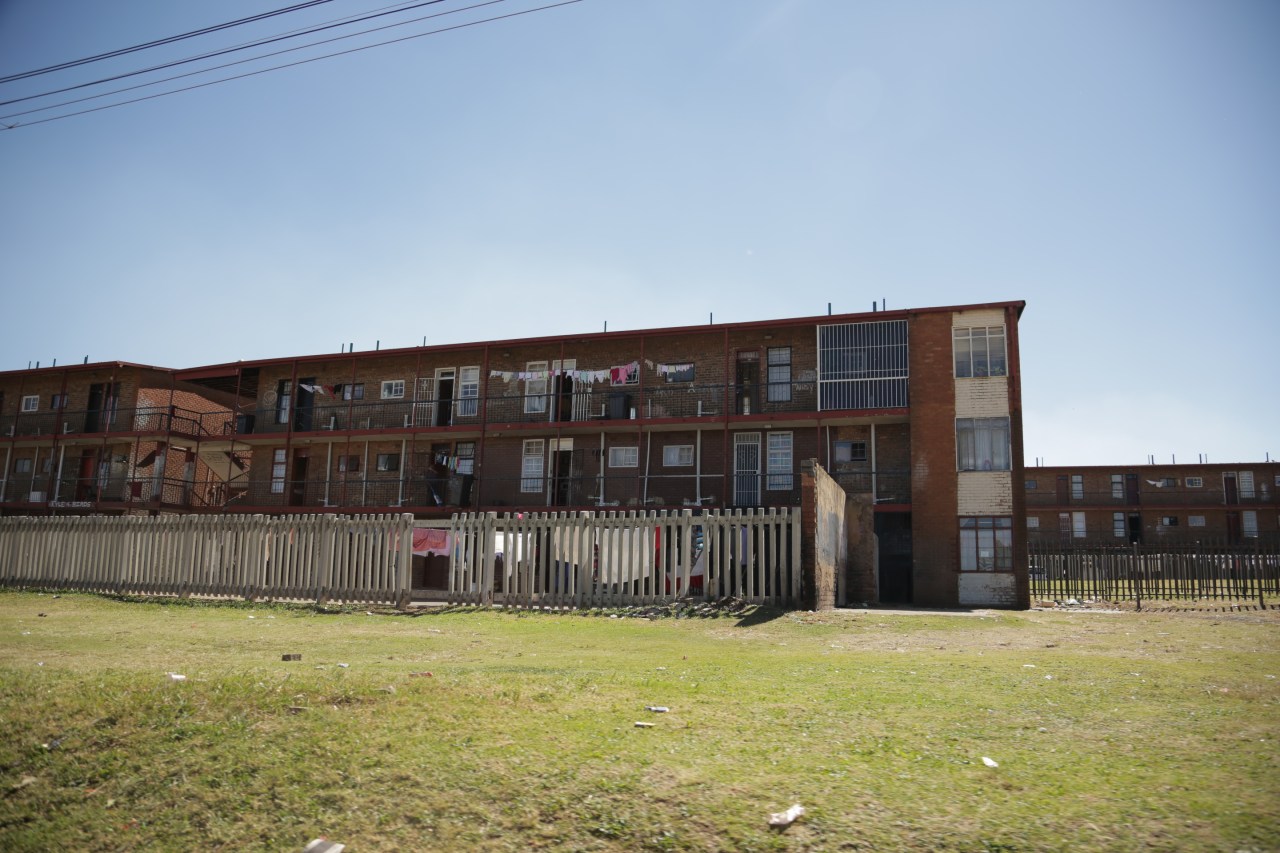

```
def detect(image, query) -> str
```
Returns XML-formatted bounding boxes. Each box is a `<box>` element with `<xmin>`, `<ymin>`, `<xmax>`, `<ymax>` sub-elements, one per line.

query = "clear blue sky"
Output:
<box><xmin>1</xmin><ymin>0</ymin><xmax>1276</xmax><ymax>467</ymax></box>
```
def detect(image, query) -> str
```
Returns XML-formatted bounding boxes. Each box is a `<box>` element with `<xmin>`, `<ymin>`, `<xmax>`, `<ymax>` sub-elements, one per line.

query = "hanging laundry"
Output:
<box><xmin>412</xmin><ymin>528</ymin><xmax>451</xmax><ymax>557</ymax></box>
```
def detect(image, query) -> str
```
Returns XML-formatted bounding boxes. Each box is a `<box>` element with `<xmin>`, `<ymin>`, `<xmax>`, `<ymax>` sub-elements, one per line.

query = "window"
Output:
<box><xmin>609</xmin><ymin>446</ymin><xmax>639</xmax><ymax>468</ymax></box>
<box><xmin>270</xmin><ymin>449</ymin><xmax>286</xmax><ymax>494</ymax></box>
<box><xmin>337</xmin><ymin>455</ymin><xmax>360</xmax><ymax>473</ymax></box>
<box><xmin>14</xmin><ymin>458</ymin><xmax>32</xmax><ymax>474</ymax></box>
<box><xmin>20</xmin><ymin>395</ymin><xmax>38</xmax><ymax>413</ymax></box>
<box><xmin>1185</xmin><ymin>476</ymin><xmax>1203</xmax><ymax>488</ymax></box>
<box><xmin>1155</xmin><ymin>477</ymin><xmax>1177</xmax><ymax>488</ymax></box>
<box><xmin>1071</xmin><ymin>475</ymin><xmax>1083</xmax><ymax>500</ymax></box>
<box><xmin>1072</xmin><ymin>512</ymin><xmax>1086</xmax><ymax>538</ymax></box>
<box><xmin>1025</xmin><ymin>479</ymin><xmax>1038</xmax><ymax>490</ymax></box>
<box><xmin>381</xmin><ymin>380</ymin><xmax>405</xmax><ymax>400</ymax></box>
<box><xmin>42</xmin><ymin>456</ymin><xmax>53</xmax><ymax>474</ymax></box>
<box><xmin>274</xmin><ymin>380</ymin><xmax>291</xmax><ymax>425</ymax></box>
<box><xmin>375</xmin><ymin>453</ymin><xmax>401</xmax><ymax>473</ymax></box>
<box><xmin>521</xmin><ymin>439</ymin><xmax>544</xmax><ymax>493</ymax></box>
<box><xmin>1027</xmin><ymin>516</ymin><xmax>1040</xmax><ymax>529</ymax></box>
<box><xmin>953</xmin><ymin>326</ymin><xmax>1007</xmax><ymax>378</ymax></box>
<box><xmin>766</xmin><ymin>432</ymin><xmax>793</xmax><ymax>490</ymax></box>
<box><xmin>766</xmin><ymin>347</ymin><xmax>791</xmax><ymax>402</ymax></box>
<box><xmin>336</xmin><ymin>383</ymin><xmax>364</xmax><ymax>401</ymax></box>
<box><xmin>1242</xmin><ymin>510</ymin><xmax>1258</xmax><ymax>538</ymax></box>
<box><xmin>525</xmin><ymin>361</ymin><xmax>548</xmax><ymax>414</ymax></box>
<box><xmin>1159</xmin><ymin>516</ymin><xmax>1178</xmax><ymax>527</ymax></box>
<box><xmin>956</xmin><ymin>417</ymin><xmax>1010</xmax><ymax>471</ymax></box>
<box><xmin>455</xmin><ymin>442</ymin><xmax>475</xmax><ymax>475</ymax></box>
<box><xmin>50</xmin><ymin>394</ymin><xmax>68</xmax><ymax>410</ymax></box>
<box><xmin>1239</xmin><ymin>471</ymin><xmax>1255</xmax><ymax>499</ymax></box>
<box><xmin>663</xmin><ymin>445</ymin><xmax>694</xmax><ymax>467</ymax></box>
<box><xmin>959</xmin><ymin>517</ymin><xmax>1013</xmax><ymax>571</ymax></box>
<box><xmin>1112</xmin><ymin>512</ymin><xmax>1126</xmax><ymax>538</ymax></box>
<box><xmin>1111</xmin><ymin>474</ymin><xmax>1124</xmax><ymax>499</ymax></box>
<box><xmin>611</xmin><ymin>363</ymin><xmax>639</xmax><ymax>386</ymax></box>
<box><xmin>835</xmin><ymin>441</ymin><xmax>867</xmax><ymax>463</ymax></box>
<box><xmin>818</xmin><ymin>319</ymin><xmax>908</xmax><ymax>410</ymax></box>
<box><xmin>1189</xmin><ymin>515</ymin><xmax>1206</xmax><ymax>527</ymax></box>
<box><xmin>458</xmin><ymin>367</ymin><xmax>480</xmax><ymax>417</ymax></box>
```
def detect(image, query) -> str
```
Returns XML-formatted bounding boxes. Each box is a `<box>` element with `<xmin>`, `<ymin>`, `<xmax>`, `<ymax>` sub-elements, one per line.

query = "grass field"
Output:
<box><xmin>1</xmin><ymin>592</ymin><xmax>1277</xmax><ymax>852</ymax></box>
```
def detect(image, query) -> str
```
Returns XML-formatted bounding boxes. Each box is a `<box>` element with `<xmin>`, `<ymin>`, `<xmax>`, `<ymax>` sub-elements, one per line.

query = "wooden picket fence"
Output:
<box><xmin>0</xmin><ymin>514</ymin><xmax>415</xmax><ymax>606</ymax></box>
<box><xmin>444</xmin><ymin>508</ymin><xmax>801</xmax><ymax>608</ymax></box>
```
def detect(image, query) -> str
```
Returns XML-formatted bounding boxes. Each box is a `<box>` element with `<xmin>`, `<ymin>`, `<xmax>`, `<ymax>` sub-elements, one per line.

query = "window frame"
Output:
<box><xmin>766</xmin><ymin>432</ymin><xmax>793</xmax><ymax>491</ymax></box>
<box><xmin>1071</xmin><ymin>474</ymin><xmax>1083</xmax><ymax>500</ymax></box>
<box><xmin>380</xmin><ymin>380</ymin><xmax>405</xmax><ymax>400</ymax></box>
<box><xmin>525</xmin><ymin>361</ymin><xmax>549</xmax><ymax>414</ymax></box>
<box><xmin>1185</xmin><ymin>476</ymin><xmax>1203</xmax><ymax>488</ymax></box>
<box><xmin>662</xmin><ymin>445</ymin><xmax>694</xmax><ymax>467</ymax></box>
<box><xmin>455</xmin><ymin>441</ymin><xmax>476</xmax><ymax>475</ymax></box>
<box><xmin>20</xmin><ymin>395</ymin><xmax>39</xmax><ymax>413</ymax></box>
<box><xmin>270</xmin><ymin>448</ymin><xmax>287</xmax><ymax>494</ymax></box>
<box><xmin>953</xmin><ymin>326</ymin><xmax>1007</xmax><ymax>378</ymax></box>
<box><xmin>520</xmin><ymin>439</ymin><xmax>545</xmax><ymax>493</ymax></box>
<box><xmin>337</xmin><ymin>455</ymin><xmax>360</xmax><ymax>473</ymax></box>
<box><xmin>1112</xmin><ymin>512</ymin><xmax>1126</xmax><ymax>538</ymax></box>
<box><xmin>608</xmin><ymin>446</ymin><xmax>639</xmax><ymax>468</ymax></box>
<box><xmin>766</xmin><ymin>347</ymin><xmax>792</xmax><ymax>402</ymax></box>
<box><xmin>375</xmin><ymin>453</ymin><xmax>401</xmax><ymax>473</ymax></box>
<box><xmin>1242</xmin><ymin>510</ymin><xmax>1258</xmax><ymax>538</ymax></box>
<box><xmin>337</xmin><ymin>383</ymin><xmax>364</xmax><ymax>401</ymax></box>
<box><xmin>14</xmin><ymin>457</ymin><xmax>33</xmax><ymax>474</ymax></box>
<box><xmin>958</xmin><ymin>516</ymin><xmax>1013</xmax><ymax>571</ymax></box>
<box><xmin>955</xmin><ymin>417</ymin><xmax>1011</xmax><ymax>472</ymax></box>
<box><xmin>457</xmin><ymin>366</ymin><xmax>480</xmax><ymax>417</ymax></box>
<box><xmin>834</xmin><ymin>440</ymin><xmax>867</xmax><ymax>463</ymax></box>
<box><xmin>50</xmin><ymin>393</ymin><xmax>68</xmax><ymax>410</ymax></box>
<box><xmin>1111</xmin><ymin>474</ymin><xmax>1124</xmax><ymax>499</ymax></box>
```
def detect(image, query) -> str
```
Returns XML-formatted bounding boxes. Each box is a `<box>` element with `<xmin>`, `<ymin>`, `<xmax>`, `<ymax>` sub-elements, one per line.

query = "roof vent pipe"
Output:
<box><xmin>83</xmin><ymin>356</ymin><xmax>88</xmax><ymax>364</ymax></box>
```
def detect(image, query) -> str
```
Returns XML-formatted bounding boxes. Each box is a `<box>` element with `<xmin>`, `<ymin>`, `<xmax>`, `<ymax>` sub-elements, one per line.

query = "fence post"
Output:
<box><xmin>1132</xmin><ymin>541</ymin><xmax>1141</xmax><ymax>612</ymax></box>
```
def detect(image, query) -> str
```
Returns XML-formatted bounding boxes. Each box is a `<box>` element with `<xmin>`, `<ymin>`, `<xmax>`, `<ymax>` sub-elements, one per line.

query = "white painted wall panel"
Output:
<box><xmin>955</xmin><ymin>376</ymin><xmax>1010</xmax><ymax>417</ymax></box>
<box><xmin>959</xmin><ymin>572</ymin><xmax>1017</xmax><ymax>606</ymax></box>
<box><xmin>958</xmin><ymin>471</ymin><xmax>1013</xmax><ymax>515</ymax></box>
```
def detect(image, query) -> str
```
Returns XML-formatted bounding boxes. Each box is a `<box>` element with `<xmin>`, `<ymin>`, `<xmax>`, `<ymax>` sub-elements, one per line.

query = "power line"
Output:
<box><xmin>0</xmin><ymin>0</ymin><xmax>337</xmax><ymax>85</ymax></box>
<box><xmin>2</xmin><ymin>0</ymin><xmax>503</xmax><ymax>122</ymax></box>
<box><xmin>0</xmin><ymin>0</ymin><xmax>455</xmax><ymax>110</ymax></box>
<box><xmin>1</xmin><ymin>0</ymin><xmax>584</xmax><ymax>130</ymax></box>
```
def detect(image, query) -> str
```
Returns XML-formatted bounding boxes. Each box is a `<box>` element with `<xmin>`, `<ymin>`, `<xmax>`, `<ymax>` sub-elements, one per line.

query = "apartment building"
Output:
<box><xmin>0</xmin><ymin>301</ymin><xmax>1028</xmax><ymax>608</ymax></box>
<box><xmin>0</xmin><ymin>362</ymin><xmax>241</xmax><ymax>513</ymax></box>
<box><xmin>169</xmin><ymin>300</ymin><xmax>1027</xmax><ymax>608</ymax></box>
<box><xmin>1025</xmin><ymin>462</ymin><xmax>1280</xmax><ymax>545</ymax></box>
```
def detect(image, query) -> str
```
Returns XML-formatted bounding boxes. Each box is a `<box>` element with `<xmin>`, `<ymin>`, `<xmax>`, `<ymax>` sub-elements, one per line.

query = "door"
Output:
<box><xmin>735</xmin><ymin>352</ymin><xmax>760</xmax><ymax>415</ymax></box>
<box><xmin>289</xmin><ymin>452</ymin><xmax>309</xmax><ymax>506</ymax></box>
<box><xmin>85</xmin><ymin>383</ymin><xmax>119</xmax><ymax>432</ymax></box>
<box><xmin>414</xmin><ymin>378</ymin><xmax>434</xmax><ymax>427</ymax></box>
<box><xmin>550</xmin><ymin>439</ymin><xmax>575</xmax><ymax>506</ymax></box>
<box><xmin>733</xmin><ymin>433</ymin><xmax>761</xmax><ymax>506</ymax></box>
<box><xmin>75</xmin><ymin>450</ymin><xmax>97</xmax><ymax>500</ymax></box>
<box><xmin>1055</xmin><ymin>475</ymin><xmax>1069</xmax><ymax>504</ymax></box>
<box><xmin>1125</xmin><ymin>473</ymin><xmax>1140</xmax><ymax>504</ymax></box>
<box><xmin>294</xmin><ymin>377</ymin><xmax>315</xmax><ymax>431</ymax></box>
<box><xmin>434</xmin><ymin>369</ymin><xmax>456</xmax><ymax>427</ymax></box>
<box><xmin>1226</xmin><ymin>511</ymin><xmax>1241</xmax><ymax>543</ymax></box>
<box><xmin>1224</xmin><ymin>473</ymin><xmax>1238</xmax><ymax>505</ymax></box>
<box><xmin>1127</xmin><ymin>513</ymin><xmax>1142</xmax><ymax>544</ymax></box>
<box><xmin>875</xmin><ymin>512</ymin><xmax>913</xmax><ymax>604</ymax></box>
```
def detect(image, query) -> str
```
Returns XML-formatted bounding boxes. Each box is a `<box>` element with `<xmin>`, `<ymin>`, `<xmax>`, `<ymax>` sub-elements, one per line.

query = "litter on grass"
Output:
<box><xmin>768</xmin><ymin>804</ymin><xmax>805</xmax><ymax>827</ymax></box>
<box><xmin>982</xmin><ymin>756</ymin><xmax>999</xmax><ymax>768</ymax></box>
<box><xmin>168</xmin><ymin>673</ymin><xmax>187</xmax><ymax>682</ymax></box>
<box><xmin>303</xmin><ymin>840</ymin><xmax>345</xmax><ymax>853</ymax></box>
<box><xmin>646</xmin><ymin>706</ymin><xmax>670</xmax><ymax>713</ymax></box>
<box><xmin>634</xmin><ymin>722</ymin><xmax>655</xmax><ymax>728</ymax></box>
<box><xmin>282</xmin><ymin>654</ymin><xmax>302</xmax><ymax>661</ymax></box>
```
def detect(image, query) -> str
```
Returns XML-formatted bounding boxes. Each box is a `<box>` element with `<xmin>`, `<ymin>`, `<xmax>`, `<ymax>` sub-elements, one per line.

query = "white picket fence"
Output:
<box><xmin>444</xmin><ymin>508</ymin><xmax>801</xmax><ymax>608</ymax></box>
<box><xmin>0</xmin><ymin>514</ymin><xmax>415</xmax><ymax>606</ymax></box>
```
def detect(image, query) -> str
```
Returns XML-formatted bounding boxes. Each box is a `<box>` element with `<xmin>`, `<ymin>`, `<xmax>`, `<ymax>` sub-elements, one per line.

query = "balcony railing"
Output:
<box><xmin>223</xmin><ymin>379</ymin><xmax>883</xmax><ymax>437</ymax></box>
<box><xmin>829</xmin><ymin>470</ymin><xmax>913</xmax><ymax>505</ymax></box>
<box><xmin>0</xmin><ymin>475</ymin><xmax>219</xmax><ymax>508</ymax></box>
<box><xmin>0</xmin><ymin>406</ymin><xmax>224</xmax><ymax>439</ymax></box>
<box><xmin>1025</xmin><ymin>488</ymin><xmax>1275</xmax><ymax>508</ymax></box>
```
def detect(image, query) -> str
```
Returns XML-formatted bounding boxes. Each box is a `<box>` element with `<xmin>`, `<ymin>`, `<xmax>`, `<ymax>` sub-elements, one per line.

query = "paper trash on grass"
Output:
<box><xmin>768</xmin><ymin>804</ymin><xmax>805</xmax><ymax>826</ymax></box>
<box><xmin>303</xmin><ymin>840</ymin><xmax>345</xmax><ymax>853</ymax></box>
<box><xmin>645</xmin><ymin>706</ymin><xmax>670</xmax><ymax>713</ymax></box>
<box><xmin>982</xmin><ymin>756</ymin><xmax>999</xmax><ymax>768</ymax></box>
<box><xmin>634</xmin><ymin>721</ymin><xmax>655</xmax><ymax>728</ymax></box>
<box><xmin>167</xmin><ymin>673</ymin><xmax>187</xmax><ymax>682</ymax></box>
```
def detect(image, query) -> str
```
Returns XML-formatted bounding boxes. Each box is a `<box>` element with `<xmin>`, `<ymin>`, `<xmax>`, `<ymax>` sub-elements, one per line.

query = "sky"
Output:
<box><xmin>0</xmin><ymin>0</ymin><xmax>1276</xmax><ymax>467</ymax></box>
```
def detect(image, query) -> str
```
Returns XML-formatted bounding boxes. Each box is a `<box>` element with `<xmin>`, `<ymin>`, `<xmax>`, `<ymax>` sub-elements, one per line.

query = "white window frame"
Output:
<box><xmin>339</xmin><ymin>383</ymin><xmax>364</xmax><ymax>401</ymax></box>
<box><xmin>455</xmin><ymin>442</ymin><xmax>475</xmax><ymax>476</ymax></box>
<box><xmin>525</xmin><ymin>361</ymin><xmax>548</xmax><ymax>414</ymax></box>
<box><xmin>457</xmin><ymin>366</ymin><xmax>480</xmax><ymax>417</ymax></box>
<box><xmin>270</xmin><ymin>448</ymin><xmax>286</xmax><ymax>494</ymax></box>
<box><xmin>521</xmin><ymin>439</ymin><xmax>545</xmax><ymax>493</ymax></box>
<box><xmin>766</xmin><ymin>432</ymin><xmax>793</xmax><ymax>491</ymax></box>
<box><xmin>1112</xmin><ymin>512</ymin><xmax>1126</xmax><ymax>538</ymax></box>
<box><xmin>1188</xmin><ymin>515</ymin><xmax>1206</xmax><ymax>527</ymax></box>
<box><xmin>1026</xmin><ymin>516</ymin><xmax>1040</xmax><ymax>529</ymax></box>
<box><xmin>663</xmin><ymin>445</ymin><xmax>694</xmax><ymax>467</ymax></box>
<box><xmin>953</xmin><ymin>326</ymin><xmax>1007</xmax><ymax>378</ymax></box>
<box><xmin>1072</xmin><ymin>511</ymin><xmax>1086</xmax><ymax>539</ymax></box>
<box><xmin>834</xmin><ymin>440</ymin><xmax>867</xmax><ymax>463</ymax></box>
<box><xmin>608</xmin><ymin>446</ymin><xmax>639</xmax><ymax>468</ymax></box>
<box><xmin>766</xmin><ymin>347</ymin><xmax>791</xmax><ymax>403</ymax></box>
<box><xmin>956</xmin><ymin>417</ymin><xmax>1010</xmax><ymax>472</ymax></box>
<box><xmin>1239</xmin><ymin>471</ymin><xmax>1255</xmax><ymax>499</ymax></box>
<box><xmin>1071</xmin><ymin>475</ymin><xmax>1083</xmax><ymax>500</ymax></box>
<box><xmin>1111</xmin><ymin>474</ymin><xmax>1124</xmax><ymax>499</ymax></box>
<box><xmin>1242</xmin><ymin>510</ymin><xmax>1258</xmax><ymax>538</ymax></box>
<box><xmin>20</xmin><ymin>395</ymin><xmax>38</xmax><ymax>413</ymax></box>
<box><xmin>1159</xmin><ymin>516</ymin><xmax>1178</xmax><ymax>528</ymax></box>
<box><xmin>380</xmin><ymin>380</ymin><xmax>405</xmax><ymax>400</ymax></box>
<box><xmin>1185</xmin><ymin>476</ymin><xmax>1203</xmax><ymax>488</ymax></box>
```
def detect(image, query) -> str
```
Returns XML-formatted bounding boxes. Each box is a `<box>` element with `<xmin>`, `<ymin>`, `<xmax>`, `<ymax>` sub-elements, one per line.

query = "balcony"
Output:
<box><xmin>1025</xmin><ymin>487</ymin><xmax>1275</xmax><ymax>508</ymax></box>
<box><xmin>0</xmin><ymin>475</ymin><xmax>221</xmax><ymax>510</ymax></box>
<box><xmin>226</xmin><ymin>379</ymin><xmax>889</xmax><ymax>437</ymax></box>
<box><xmin>1</xmin><ymin>406</ymin><xmax>226</xmax><ymax>439</ymax></box>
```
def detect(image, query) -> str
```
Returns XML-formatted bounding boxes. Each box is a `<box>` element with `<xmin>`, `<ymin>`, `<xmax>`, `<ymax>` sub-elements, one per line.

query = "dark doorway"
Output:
<box><xmin>1127</xmin><ymin>513</ymin><xmax>1142</xmax><ymax>544</ymax></box>
<box><xmin>1226</xmin><ymin>511</ymin><xmax>1241</xmax><ymax>544</ymax></box>
<box><xmin>75</xmin><ymin>450</ymin><xmax>98</xmax><ymax>501</ymax></box>
<box><xmin>294</xmin><ymin>377</ymin><xmax>315</xmax><ymax>431</ymax></box>
<box><xmin>1125</xmin><ymin>473</ymin><xmax>1140</xmax><ymax>504</ymax></box>
<box><xmin>735</xmin><ymin>352</ymin><xmax>760</xmax><ymax>416</ymax></box>
<box><xmin>875</xmin><ymin>512</ymin><xmax>913</xmax><ymax>604</ymax></box>
<box><xmin>555</xmin><ymin>373</ymin><xmax>574</xmax><ymax>423</ymax></box>
<box><xmin>290</xmin><ymin>452</ymin><xmax>309</xmax><ymax>506</ymax></box>
<box><xmin>1224</xmin><ymin>473</ymin><xmax>1239</xmax><ymax>505</ymax></box>
<box><xmin>1055</xmin><ymin>475</ymin><xmax>1069</xmax><ymax>504</ymax></box>
<box><xmin>85</xmin><ymin>382</ymin><xmax>119</xmax><ymax>433</ymax></box>
<box><xmin>551</xmin><ymin>447</ymin><xmax>575</xmax><ymax>506</ymax></box>
<box><xmin>434</xmin><ymin>371</ymin><xmax>455</xmax><ymax>427</ymax></box>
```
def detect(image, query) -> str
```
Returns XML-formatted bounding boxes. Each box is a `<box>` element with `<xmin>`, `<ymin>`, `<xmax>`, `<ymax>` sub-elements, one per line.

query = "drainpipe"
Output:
<box><xmin>870</xmin><ymin>423</ymin><xmax>878</xmax><ymax>502</ymax></box>
<box><xmin>0</xmin><ymin>445</ymin><xmax>10</xmax><ymax>502</ymax></box>
<box><xmin>695</xmin><ymin>428</ymin><xmax>702</xmax><ymax>504</ymax></box>
<box><xmin>52</xmin><ymin>444</ymin><xmax>66</xmax><ymax>502</ymax></box>
<box><xmin>324</xmin><ymin>442</ymin><xmax>333</xmax><ymax>507</ymax></box>
<box><xmin>361</xmin><ymin>440</ymin><xmax>369</xmax><ymax>506</ymax></box>
<box><xmin>598</xmin><ymin>431</ymin><xmax>605</xmax><ymax>506</ymax></box>
<box><xmin>398</xmin><ymin>437</ymin><xmax>407</xmax><ymax>507</ymax></box>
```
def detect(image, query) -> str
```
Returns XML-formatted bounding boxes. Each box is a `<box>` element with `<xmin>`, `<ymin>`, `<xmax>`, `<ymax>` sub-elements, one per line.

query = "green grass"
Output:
<box><xmin>1</xmin><ymin>592</ymin><xmax>1278</xmax><ymax>852</ymax></box>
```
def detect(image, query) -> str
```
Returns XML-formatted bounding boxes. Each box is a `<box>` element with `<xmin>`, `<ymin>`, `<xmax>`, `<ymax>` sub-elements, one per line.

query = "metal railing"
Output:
<box><xmin>1025</xmin><ymin>487</ymin><xmax>1275</xmax><ymax>507</ymax></box>
<box><xmin>0</xmin><ymin>406</ymin><xmax>224</xmax><ymax>439</ymax></box>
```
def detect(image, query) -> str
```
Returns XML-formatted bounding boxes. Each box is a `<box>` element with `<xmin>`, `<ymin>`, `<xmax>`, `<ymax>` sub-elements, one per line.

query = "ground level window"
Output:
<box><xmin>1159</xmin><ymin>516</ymin><xmax>1178</xmax><ymax>527</ymax></box>
<box><xmin>834</xmin><ymin>440</ymin><xmax>867</xmax><ymax>463</ymax></box>
<box><xmin>14</xmin><ymin>458</ymin><xmax>32</xmax><ymax>474</ymax></box>
<box><xmin>271</xmin><ymin>449</ymin><xmax>286</xmax><ymax>494</ymax></box>
<box><xmin>1112</xmin><ymin>512</ymin><xmax>1125</xmax><ymax>538</ymax></box>
<box><xmin>1026</xmin><ymin>516</ymin><xmax>1039</xmax><ymax>529</ymax></box>
<box><xmin>959</xmin><ymin>517</ymin><xmax>1012</xmax><ymax>571</ymax></box>
<box><xmin>663</xmin><ymin>445</ymin><xmax>694</xmax><ymax>467</ymax></box>
<box><xmin>455</xmin><ymin>441</ymin><xmax>475</xmax><ymax>475</ymax></box>
<box><xmin>521</xmin><ymin>439</ymin><xmax>544</xmax><ymax>493</ymax></box>
<box><xmin>1242</xmin><ymin>510</ymin><xmax>1258</xmax><ymax>538</ymax></box>
<box><xmin>609</xmin><ymin>446</ymin><xmax>639</xmax><ymax>468</ymax></box>
<box><xmin>376</xmin><ymin>453</ymin><xmax>401</xmax><ymax>472</ymax></box>
<box><xmin>766</xmin><ymin>432</ymin><xmax>793</xmax><ymax>490</ymax></box>
<box><xmin>1188</xmin><ymin>515</ymin><xmax>1206</xmax><ymax>527</ymax></box>
<box><xmin>337</xmin><ymin>455</ymin><xmax>360</xmax><ymax>473</ymax></box>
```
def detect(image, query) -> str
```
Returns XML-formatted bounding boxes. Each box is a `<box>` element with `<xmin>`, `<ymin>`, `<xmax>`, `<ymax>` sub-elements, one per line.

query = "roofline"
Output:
<box><xmin>0</xmin><ymin>360</ymin><xmax>174</xmax><ymax>380</ymax></box>
<box><xmin>1029</xmin><ymin>461</ymin><xmax>1278</xmax><ymax>471</ymax></box>
<box><xmin>174</xmin><ymin>299</ymin><xmax>1028</xmax><ymax>378</ymax></box>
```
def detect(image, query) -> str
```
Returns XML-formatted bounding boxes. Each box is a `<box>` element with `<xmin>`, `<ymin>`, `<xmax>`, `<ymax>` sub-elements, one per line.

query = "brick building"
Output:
<box><xmin>1025</xmin><ymin>462</ymin><xmax>1280</xmax><ymax>546</ymax></box>
<box><xmin>1</xmin><ymin>301</ymin><xmax>1029</xmax><ymax>608</ymax></box>
<box><xmin>0</xmin><ymin>362</ymin><xmax>241</xmax><ymax>513</ymax></box>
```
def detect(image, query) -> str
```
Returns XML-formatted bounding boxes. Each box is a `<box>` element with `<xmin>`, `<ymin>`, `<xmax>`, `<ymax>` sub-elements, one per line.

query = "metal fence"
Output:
<box><xmin>1029</xmin><ymin>540</ymin><xmax>1280</xmax><ymax>607</ymax></box>
<box><xmin>0</xmin><ymin>514</ymin><xmax>414</xmax><ymax>606</ymax></box>
<box><xmin>442</xmin><ymin>508</ymin><xmax>801</xmax><ymax>608</ymax></box>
